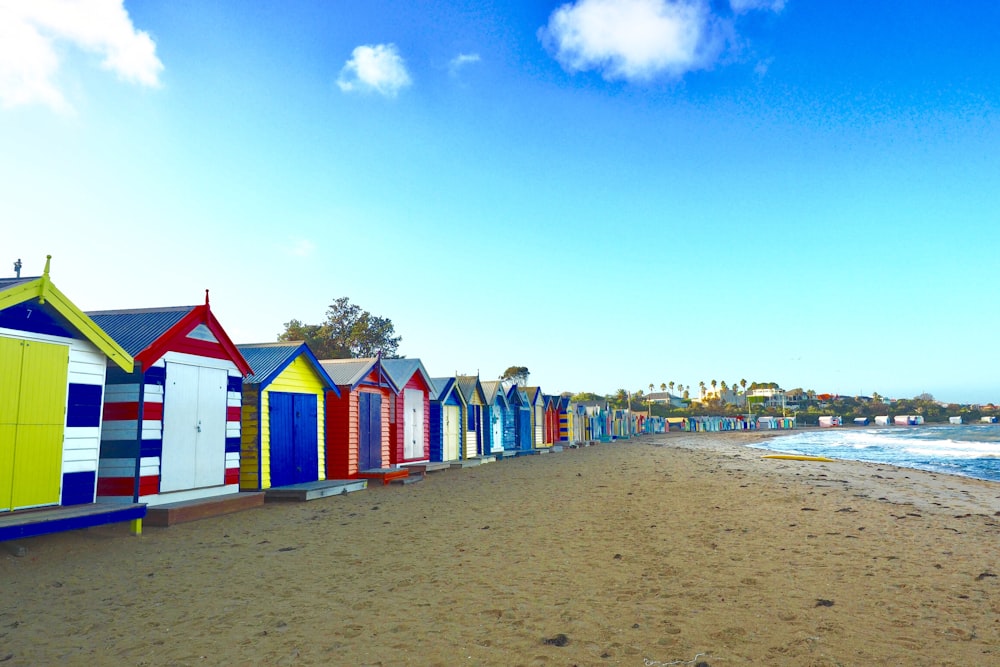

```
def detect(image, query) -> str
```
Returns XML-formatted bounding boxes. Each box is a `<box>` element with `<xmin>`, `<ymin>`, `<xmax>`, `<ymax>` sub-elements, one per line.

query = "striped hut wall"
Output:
<box><xmin>239</xmin><ymin>385</ymin><xmax>261</xmax><ymax>490</ymax></box>
<box><xmin>225</xmin><ymin>371</ymin><xmax>242</xmax><ymax>485</ymax></box>
<box><xmin>61</xmin><ymin>341</ymin><xmax>110</xmax><ymax>505</ymax></box>
<box><xmin>97</xmin><ymin>361</ymin><xmax>165</xmax><ymax>502</ymax></box>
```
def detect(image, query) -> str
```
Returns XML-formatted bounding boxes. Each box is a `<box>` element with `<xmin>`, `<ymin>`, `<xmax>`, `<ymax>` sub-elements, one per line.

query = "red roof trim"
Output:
<box><xmin>133</xmin><ymin>303</ymin><xmax>252</xmax><ymax>376</ymax></box>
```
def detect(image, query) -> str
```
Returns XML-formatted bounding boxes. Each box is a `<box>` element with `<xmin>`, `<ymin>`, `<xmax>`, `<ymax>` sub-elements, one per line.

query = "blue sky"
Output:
<box><xmin>3</xmin><ymin>1</ymin><xmax>1000</xmax><ymax>404</ymax></box>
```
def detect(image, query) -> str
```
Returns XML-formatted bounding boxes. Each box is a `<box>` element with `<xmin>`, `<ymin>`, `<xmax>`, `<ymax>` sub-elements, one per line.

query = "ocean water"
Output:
<box><xmin>752</xmin><ymin>424</ymin><xmax>1000</xmax><ymax>483</ymax></box>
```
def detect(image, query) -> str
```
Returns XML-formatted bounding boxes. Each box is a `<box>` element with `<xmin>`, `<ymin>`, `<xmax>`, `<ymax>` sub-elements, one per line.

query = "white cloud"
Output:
<box><xmin>539</xmin><ymin>0</ymin><xmax>726</xmax><ymax>82</ymax></box>
<box><xmin>0</xmin><ymin>0</ymin><xmax>163</xmax><ymax>111</ymax></box>
<box><xmin>448</xmin><ymin>52</ymin><xmax>481</xmax><ymax>76</ymax></box>
<box><xmin>337</xmin><ymin>44</ymin><xmax>412</xmax><ymax>97</ymax></box>
<box><xmin>730</xmin><ymin>0</ymin><xmax>785</xmax><ymax>13</ymax></box>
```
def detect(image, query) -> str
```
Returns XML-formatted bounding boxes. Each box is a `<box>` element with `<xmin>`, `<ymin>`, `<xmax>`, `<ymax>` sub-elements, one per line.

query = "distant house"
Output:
<box><xmin>645</xmin><ymin>391</ymin><xmax>687</xmax><ymax>407</ymax></box>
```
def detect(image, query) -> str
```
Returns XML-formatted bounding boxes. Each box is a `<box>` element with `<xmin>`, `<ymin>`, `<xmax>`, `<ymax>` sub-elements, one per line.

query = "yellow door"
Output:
<box><xmin>0</xmin><ymin>338</ymin><xmax>21</xmax><ymax>511</ymax></box>
<box><xmin>0</xmin><ymin>337</ymin><xmax>68</xmax><ymax>511</ymax></box>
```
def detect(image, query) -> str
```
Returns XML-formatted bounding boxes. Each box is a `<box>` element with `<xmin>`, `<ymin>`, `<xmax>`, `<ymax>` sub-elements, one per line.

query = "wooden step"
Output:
<box><xmin>265</xmin><ymin>480</ymin><xmax>368</xmax><ymax>502</ymax></box>
<box><xmin>358</xmin><ymin>468</ymin><xmax>411</xmax><ymax>486</ymax></box>
<box><xmin>145</xmin><ymin>492</ymin><xmax>264</xmax><ymax>527</ymax></box>
<box><xmin>390</xmin><ymin>474</ymin><xmax>424</xmax><ymax>486</ymax></box>
<box><xmin>401</xmin><ymin>461</ymin><xmax>452</xmax><ymax>474</ymax></box>
<box><xmin>0</xmin><ymin>503</ymin><xmax>146</xmax><ymax>542</ymax></box>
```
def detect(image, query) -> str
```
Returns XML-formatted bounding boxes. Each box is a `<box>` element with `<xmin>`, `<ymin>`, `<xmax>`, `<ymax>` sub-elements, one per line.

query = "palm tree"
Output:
<box><xmin>699</xmin><ymin>381</ymin><xmax>706</xmax><ymax>399</ymax></box>
<box><xmin>660</xmin><ymin>382</ymin><xmax>667</xmax><ymax>393</ymax></box>
<box><xmin>614</xmin><ymin>388</ymin><xmax>628</xmax><ymax>406</ymax></box>
<box><xmin>740</xmin><ymin>378</ymin><xmax>747</xmax><ymax>392</ymax></box>
<box><xmin>649</xmin><ymin>383</ymin><xmax>654</xmax><ymax>394</ymax></box>
<box><xmin>669</xmin><ymin>381</ymin><xmax>675</xmax><ymax>395</ymax></box>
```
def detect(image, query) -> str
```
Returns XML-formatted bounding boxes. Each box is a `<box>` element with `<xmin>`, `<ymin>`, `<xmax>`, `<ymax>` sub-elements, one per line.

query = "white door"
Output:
<box><xmin>491</xmin><ymin>406</ymin><xmax>503</xmax><ymax>452</ymax></box>
<box><xmin>443</xmin><ymin>405</ymin><xmax>460</xmax><ymax>461</ymax></box>
<box><xmin>194</xmin><ymin>367</ymin><xmax>226</xmax><ymax>487</ymax></box>
<box><xmin>403</xmin><ymin>389</ymin><xmax>423</xmax><ymax>460</ymax></box>
<box><xmin>160</xmin><ymin>363</ymin><xmax>226</xmax><ymax>493</ymax></box>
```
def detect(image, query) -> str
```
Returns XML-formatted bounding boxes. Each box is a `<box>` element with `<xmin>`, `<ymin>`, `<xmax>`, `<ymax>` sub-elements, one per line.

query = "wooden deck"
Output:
<box><xmin>264</xmin><ymin>480</ymin><xmax>368</xmax><ymax>502</ymax></box>
<box><xmin>0</xmin><ymin>503</ymin><xmax>146</xmax><ymax>542</ymax></box>
<box><xmin>401</xmin><ymin>462</ymin><xmax>452</xmax><ymax>474</ymax></box>
<box><xmin>357</xmin><ymin>468</ymin><xmax>412</xmax><ymax>486</ymax></box>
<box><xmin>145</xmin><ymin>492</ymin><xmax>264</xmax><ymax>527</ymax></box>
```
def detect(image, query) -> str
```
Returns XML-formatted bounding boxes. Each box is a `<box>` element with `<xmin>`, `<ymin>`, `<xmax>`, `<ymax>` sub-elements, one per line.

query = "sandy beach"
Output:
<box><xmin>2</xmin><ymin>432</ymin><xmax>999</xmax><ymax>666</ymax></box>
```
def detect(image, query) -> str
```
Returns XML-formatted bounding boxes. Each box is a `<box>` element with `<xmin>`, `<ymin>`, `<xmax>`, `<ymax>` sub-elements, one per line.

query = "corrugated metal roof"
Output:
<box><xmin>455</xmin><ymin>375</ymin><xmax>483</xmax><ymax>403</ymax></box>
<box><xmin>0</xmin><ymin>276</ymin><xmax>37</xmax><ymax>293</ymax></box>
<box><xmin>430</xmin><ymin>376</ymin><xmax>455</xmax><ymax>402</ymax></box>
<box><xmin>319</xmin><ymin>358</ymin><xmax>377</xmax><ymax>386</ymax></box>
<box><xmin>380</xmin><ymin>358</ymin><xmax>433</xmax><ymax>391</ymax></box>
<box><xmin>87</xmin><ymin>306</ymin><xmax>195</xmax><ymax>356</ymax></box>
<box><xmin>237</xmin><ymin>342</ymin><xmax>304</xmax><ymax>385</ymax></box>
<box><xmin>238</xmin><ymin>341</ymin><xmax>338</xmax><ymax>392</ymax></box>
<box><xmin>481</xmin><ymin>380</ymin><xmax>508</xmax><ymax>406</ymax></box>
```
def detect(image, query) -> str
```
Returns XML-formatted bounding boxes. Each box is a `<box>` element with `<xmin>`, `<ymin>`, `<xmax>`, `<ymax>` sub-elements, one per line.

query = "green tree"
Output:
<box><xmin>668</xmin><ymin>381</ymin><xmax>675</xmax><ymax>395</ymax></box>
<box><xmin>648</xmin><ymin>383</ymin><xmax>654</xmax><ymax>393</ymax></box>
<box><xmin>500</xmin><ymin>366</ymin><xmax>530</xmax><ymax>385</ymax></box>
<box><xmin>279</xmin><ymin>296</ymin><xmax>401</xmax><ymax>359</ymax></box>
<box><xmin>660</xmin><ymin>382</ymin><xmax>667</xmax><ymax>392</ymax></box>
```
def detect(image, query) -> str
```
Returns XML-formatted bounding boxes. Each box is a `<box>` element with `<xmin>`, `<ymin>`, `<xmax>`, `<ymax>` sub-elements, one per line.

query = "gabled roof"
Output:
<box><xmin>88</xmin><ymin>294</ymin><xmax>251</xmax><ymax>375</ymax></box>
<box><xmin>0</xmin><ymin>257</ymin><xmax>133</xmax><ymax>372</ymax></box>
<box><xmin>506</xmin><ymin>384</ymin><xmax>529</xmax><ymax>406</ymax></box>
<box><xmin>380</xmin><ymin>358</ymin><xmax>433</xmax><ymax>392</ymax></box>
<box><xmin>89</xmin><ymin>306</ymin><xmax>194</xmax><ymax>357</ymax></box>
<box><xmin>455</xmin><ymin>375</ymin><xmax>486</xmax><ymax>405</ymax></box>
<box><xmin>320</xmin><ymin>357</ymin><xmax>399</xmax><ymax>392</ymax></box>
<box><xmin>520</xmin><ymin>386</ymin><xmax>544</xmax><ymax>405</ymax></box>
<box><xmin>480</xmin><ymin>380</ymin><xmax>509</xmax><ymax>408</ymax></box>
<box><xmin>431</xmin><ymin>377</ymin><xmax>466</xmax><ymax>406</ymax></box>
<box><xmin>237</xmin><ymin>341</ymin><xmax>339</xmax><ymax>396</ymax></box>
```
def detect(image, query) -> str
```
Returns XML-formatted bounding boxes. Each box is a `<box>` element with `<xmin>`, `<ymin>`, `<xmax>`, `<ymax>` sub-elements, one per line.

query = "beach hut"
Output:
<box><xmin>521</xmin><ymin>386</ymin><xmax>546</xmax><ymax>447</ymax></box>
<box><xmin>544</xmin><ymin>395</ymin><xmax>561</xmax><ymax>445</ymax></box>
<box><xmin>853</xmin><ymin>417</ymin><xmax>871</xmax><ymax>426</ymax></box>
<box><xmin>874</xmin><ymin>415</ymin><xmax>892</xmax><ymax>426</ymax></box>
<box><xmin>380</xmin><ymin>358</ymin><xmax>433</xmax><ymax>464</ymax></box>
<box><xmin>480</xmin><ymin>380</ymin><xmax>510</xmax><ymax>456</ymax></box>
<box><xmin>949</xmin><ymin>416</ymin><xmax>963</xmax><ymax>425</ymax></box>
<box><xmin>0</xmin><ymin>259</ymin><xmax>134</xmax><ymax>515</ymax></box>
<box><xmin>455</xmin><ymin>376</ymin><xmax>487</xmax><ymax>458</ymax></box>
<box><xmin>236</xmin><ymin>342</ymin><xmax>339</xmax><ymax>490</ymax></box>
<box><xmin>89</xmin><ymin>294</ymin><xmax>252</xmax><ymax>506</ymax></box>
<box><xmin>818</xmin><ymin>416</ymin><xmax>843</xmax><ymax>427</ymax></box>
<box><xmin>980</xmin><ymin>416</ymin><xmax>997</xmax><ymax>424</ymax></box>
<box><xmin>321</xmin><ymin>357</ymin><xmax>399</xmax><ymax>478</ymax></box>
<box><xmin>506</xmin><ymin>385</ymin><xmax>534</xmax><ymax>452</ymax></box>
<box><xmin>429</xmin><ymin>377</ymin><xmax>466</xmax><ymax>462</ymax></box>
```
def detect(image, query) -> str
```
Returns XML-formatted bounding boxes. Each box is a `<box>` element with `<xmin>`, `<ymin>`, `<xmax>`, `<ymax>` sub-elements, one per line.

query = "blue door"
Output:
<box><xmin>269</xmin><ymin>392</ymin><xmax>318</xmax><ymax>487</ymax></box>
<box><xmin>517</xmin><ymin>406</ymin><xmax>532</xmax><ymax>451</ymax></box>
<box><xmin>358</xmin><ymin>391</ymin><xmax>382</xmax><ymax>471</ymax></box>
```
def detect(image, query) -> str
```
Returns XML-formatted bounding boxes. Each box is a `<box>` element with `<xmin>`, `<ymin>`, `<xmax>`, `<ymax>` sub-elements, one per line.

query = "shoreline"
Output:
<box><xmin>3</xmin><ymin>432</ymin><xmax>998</xmax><ymax>665</ymax></box>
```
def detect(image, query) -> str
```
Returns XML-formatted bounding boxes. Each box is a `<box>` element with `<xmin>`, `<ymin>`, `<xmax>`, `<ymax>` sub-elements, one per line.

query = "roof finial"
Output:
<box><xmin>205</xmin><ymin>289</ymin><xmax>210</xmax><ymax>306</ymax></box>
<box><xmin>43</xmin><ymin>255</ymin><xmax>51</xmax><ymax>277</ymax></box>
